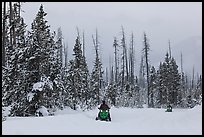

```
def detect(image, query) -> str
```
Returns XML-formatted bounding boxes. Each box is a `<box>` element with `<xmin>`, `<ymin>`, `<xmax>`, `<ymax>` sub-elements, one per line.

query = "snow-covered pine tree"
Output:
<box><xmin>81</xmin><ymin>49</ymin><xmax>90</xmax><ymax>110</ymax></box>
<box><xmin>65</xmin><ymin>36</ymin><xmax>89</xmax><ymax>110</ymax></box>
<box><xmin>158</xmin><ymin>61</ymin><xmax>168</xmax><ymax>107</ymax></box>
<box><xmin>2</xmin><ymin>2</ymin><xmax>31</xmax><ymax>116</ymax></box>
<box><xmin>50</xmin><ymin>27</ymin><xmax>65</xmax><ymax>111</ymax></box>
<box><xmin>156</xmin><ymin>63</ymin><xmax>162</xmax><ymax>107</ymax></box>
<box><xmin>169</xmin><ymin>57</ymin><xmax>181</xmax><ymax>107</ymax></box>
<box><xmin>25</xmin><ymin>4</ymin><xmax>57</xmax><ymax>116</ymax></box>
<box><xmin>105</xmin><ymin>65</ymin><xmax>117</xmax><ymax>106</ymax></box>
<box><xmin>178</xmin><ymin>71</ymin><xmax>186</xmax><ymax>107</ymax></box>
<box><xmin>2</xmin><ymin>6</ymin><xmax>10</xmax><ymax>108</ymax></box>
<box><xmin>194</xmin><ymin>75</ymin><xmax>202</xmax><ymax>104</ymax></box>
<box><xmin>9</xmin><ymin>15</ymin><xmax>30</xmax><ymax>116</ymax></box>
<box><xmin>149</xmin><ymin>66</ymin><xmax>157</xmax><ymax>108</ymax></box>
<box><xmin>132</xmin><ymin>76</ymin><xmax>141</xmax><ymax>108</ymax></box>
<box><xmin>63</xmin><ymin>60</ymin><xmax>75</xmax><ymax>109</ymax></box>
<box><xmin>105</xmin><ymin>82</ymin><xmax>117</xmax><ymax>107</ymax></box>
<box><xmin>158</xmin><ymin>52</ymin><xmax>181</xmax><ymax>108</ymax></box>
<box><xmin>90</xmin><ymin>30</ymin><xmax>104</xmax><ymax>108</ymax></box>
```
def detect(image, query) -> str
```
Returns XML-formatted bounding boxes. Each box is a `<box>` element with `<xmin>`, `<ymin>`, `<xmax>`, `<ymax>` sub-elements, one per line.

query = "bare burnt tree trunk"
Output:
<box><xmin>143</xmin><ymin>32</ymin><xmax>150</xmax><ymax>107</ymax></box>
<box><xmin>180</xmin><ymin>52</ymin><xmax>186</xmax><ymax>97</ymax></box>
<box><xmin>95</xmin><ymin>29</ymin><xmax>103</xmax><ymax>91</ymax></box>
<box><xmin>64</xmin><ymin>42</ymin><xmax>68</xmax><ymax>69</ymax></box>
<box><xmin>122</xmin><ymin>40</ymin><xmax>125</xmax><ymax>88</ymax></box>
<box><xmin>2</xmin><ymin>2</ymin><xmax>6</xmax><ymax>66</ymax></box>
<box><xmin>181</xmin><ymin>52</ymin><xmax>183</xmax><ymax>77</ymax></box>
<box><xmin>82</xmin><ymin>31</ymin><xmax>85</xmax><ymax>57</ymax></box>
<box><xmin>105</xmin><ymin>67</ymin><xmax>108</xmax><ymax>85</ymax></box>
<box><xmin>113</xmin><ymin>37</ymin><xmax>118</xmax><ymax>83</ymax></box>
<box><xmin>9</xmin><ymin>2</ymin><xmax>16</xmax><ymax>48</ymax></box>
<box><xmin>121</xmin><ymin>26</ymin><xmax>129</xmax><ymax>83</ymax></box>
<box><xmin>9</xmin><ymin>2</ymin><xmax>13</xmax><ymax>49</ymax></box>
<box><xmin>92</xmin><ymin>31</ymin><xmax>100</xmax><ymax>105</ymax></box>
<box><xmin>139</xmin><ymin>55</ymin><xmax>145</xmax><ymax>88</ymax></box>
<box><xmin>18</xmin><ymin>2</ymin><xmax>21</xmax><ymax>17</ymax></box>
<box><xmin>192</xmin><ymin>66</ymin><xmax>195</xmax><ymax>90</ymax></box>
<box><xmin>129</xmin><ymin>32</ymin><xmax>135</xmax><ymax>85</ymax></box>
<box><xmin>97</xmin><ymin>29</ymin><xmax>103</xmax><ymax>104</ymax></box>
<box><xmin>168</xmin><ymin>40</ymin><xmax>172</xmax><ymax>59</ymax></box>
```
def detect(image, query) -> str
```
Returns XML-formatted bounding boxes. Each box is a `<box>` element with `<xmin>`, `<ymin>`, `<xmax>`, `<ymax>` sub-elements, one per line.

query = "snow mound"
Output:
<box><xmin>32</xmin><ymin>82</ymin><xmax>44</xmax><ymax>92</ymax></box>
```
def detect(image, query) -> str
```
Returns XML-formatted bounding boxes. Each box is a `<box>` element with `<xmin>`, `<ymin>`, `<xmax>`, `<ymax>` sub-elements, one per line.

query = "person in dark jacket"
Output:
<box><xmin>98</xmin><ymin>100</ymin><xmax>111</xmax><ymax>121</ymax></box>
<box><xmin>98</xmin><ymin>100</ymin><xmax>110</xmax><ymax>110</ymax></box>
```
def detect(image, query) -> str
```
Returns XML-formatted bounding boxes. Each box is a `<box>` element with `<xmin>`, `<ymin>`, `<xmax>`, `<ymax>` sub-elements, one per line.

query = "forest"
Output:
<box><xmin>2</xmin><ymin>2</ymin><xmax>202</xmax><ymax>119</ymax></box>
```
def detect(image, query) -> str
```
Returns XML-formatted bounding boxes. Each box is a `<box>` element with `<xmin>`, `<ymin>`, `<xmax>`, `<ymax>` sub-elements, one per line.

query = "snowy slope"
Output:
<box><xmin>2</xmin><ymin>105</ymin><xmax>202</xmax><ymax>135</ymax></box>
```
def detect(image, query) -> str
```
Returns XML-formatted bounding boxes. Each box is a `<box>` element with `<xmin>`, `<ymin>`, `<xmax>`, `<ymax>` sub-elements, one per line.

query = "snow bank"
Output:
<box><xmin>35</xmin><ymin>106</ymin><xmax>49</xmax><ymax>116</ymax></box>
<box><xmin>32</xmin><ymin>82</ymin><xmax>44</xmax><ymax>92</ymax></box>
<box><xmin>27</xmin><ymin>92</ymin><xmax>35</xmax><ymax>102</ymax></box>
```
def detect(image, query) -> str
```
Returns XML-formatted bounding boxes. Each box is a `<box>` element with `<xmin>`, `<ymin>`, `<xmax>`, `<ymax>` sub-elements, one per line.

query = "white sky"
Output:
<box><xmin>20</xmin><ymin>2</ymin><xmax>202</xmax><ymax>76</ymax></box>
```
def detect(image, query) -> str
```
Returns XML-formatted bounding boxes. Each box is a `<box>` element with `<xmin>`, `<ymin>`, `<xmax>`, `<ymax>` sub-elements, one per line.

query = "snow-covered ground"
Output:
<box><xmin>2</xmin><ymin>104</ymin><xmax>202</xmax><ymax>135</ymax></box>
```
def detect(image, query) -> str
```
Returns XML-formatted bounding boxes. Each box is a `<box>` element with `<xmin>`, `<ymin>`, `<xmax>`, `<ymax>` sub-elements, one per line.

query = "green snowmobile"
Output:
<box><xmin>165</xmin><ymin>105</ymin><xmax>172</xmax><ymax>112</ymax></box>
<box><xmin>96</xmin><ymin>109</ymin><xmax>111</xmax><ymax>121</ymax></box>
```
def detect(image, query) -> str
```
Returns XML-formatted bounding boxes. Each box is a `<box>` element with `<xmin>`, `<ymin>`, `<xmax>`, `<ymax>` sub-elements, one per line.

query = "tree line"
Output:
<box><xmin>2</xmin><ymin>3</ymin><xmax>202</xmax><ymax>118</ymax></box>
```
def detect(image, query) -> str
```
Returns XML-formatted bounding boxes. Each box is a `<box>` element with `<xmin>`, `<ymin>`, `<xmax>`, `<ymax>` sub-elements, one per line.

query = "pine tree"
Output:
<box><xmin>51</xmin><ymin>27</ymin><xmax>65</xmax><ymax>110</ymax></box>
<box><xmin>194</xmin><ymin>75</ymin><xmax>202</xmax><ymax>104</ymax></box>
<box><xmin>90</xmin><ymin>30</ymin><xmax>104</xmax><ymax>106</ymax></box>
<box><xmin>158</xmin><ymin>61</ymin><xmax>168</xmax><ymax>107</ymax></box>
<box><xmin>2</xmin><ymin>2</ymin><xmax>30</xmax><ymax>116</ymax></box>
<box><xmin>105</xmin><ymin>82</ymin><xmax>117</xmax><ymax>106</ymax></box>
<box><xmin>2</xmin><ymin>5</ymin><xmax>10</xmax><ymax>110</ymax></box>
<box><xmin>133</xmin><ymin>77</ymin><xmax>141</xmax><ymax>108</ymax></box>
<box><xmin>25</xmin><ymin>4</ymin><xmax>56</xmax><ymax>115</ymax></box>
<box><xmin>64</xmin><ymin>60</ymin><xmax>76</xmax><ymax>109</ymax></box>
<box><xmin>169</xmin><ymin>57</ymin><xmax>180</xmax><ymax>107</ymax></box>
<box><xmin>66</xmin><ymin>36</ymin><xmax>89</xmax><ymax>110</ymax></box>
<box><xmin>158</xmin><ymin>53</ymin><xmax>181</xmax><ymax>107</ymax></box>
<box><xmin>178</xmin><ymin>71</ymin><xmax>186</xmax><ymax>107</ymax></box>
<box><xmin>149</xmin><ymin>66</ymin><xmax>157</xmax><ymax>108</ymax></box>
<box><xmin>154</xmin><ymin>68</ymin><xmax>162</xmax><ymax>108</ymax></box>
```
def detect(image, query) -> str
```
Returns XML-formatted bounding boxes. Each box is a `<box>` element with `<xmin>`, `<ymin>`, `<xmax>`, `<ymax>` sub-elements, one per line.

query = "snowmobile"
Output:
<box><xmin>165</xmin><ymin>105</ymin><xmax>172</xmax><ymax>112</ymax></box>
<box><xmin>95</xmin><ymin>108</ymin><xmax>111</xmax><ymax>121</ymax></box>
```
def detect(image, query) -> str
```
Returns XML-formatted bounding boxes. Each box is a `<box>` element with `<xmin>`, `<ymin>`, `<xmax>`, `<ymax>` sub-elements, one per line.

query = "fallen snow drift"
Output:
<box><xmin>2</xmin><ymin>105</ymin><xmax>202</xmax><ymax>135</ymax></box>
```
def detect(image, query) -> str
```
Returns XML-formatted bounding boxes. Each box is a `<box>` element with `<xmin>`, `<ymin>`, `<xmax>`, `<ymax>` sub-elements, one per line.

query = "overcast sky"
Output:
<box><xmin>21</xmin><ymin>2</ymin><xmax>202</xmax><ymax>76</ymax></box>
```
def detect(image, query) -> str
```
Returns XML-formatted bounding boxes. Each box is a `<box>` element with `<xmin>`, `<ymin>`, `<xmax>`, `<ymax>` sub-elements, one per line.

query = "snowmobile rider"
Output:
<box><xmin>99</xmin><ymin>100</ymin><xmax>110</xmax><ymax>110</ymax></box>
<box><xmin>98</xmin><ymin>100</ymin><xmax>111</xmax><ymax>120</ymax></box>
